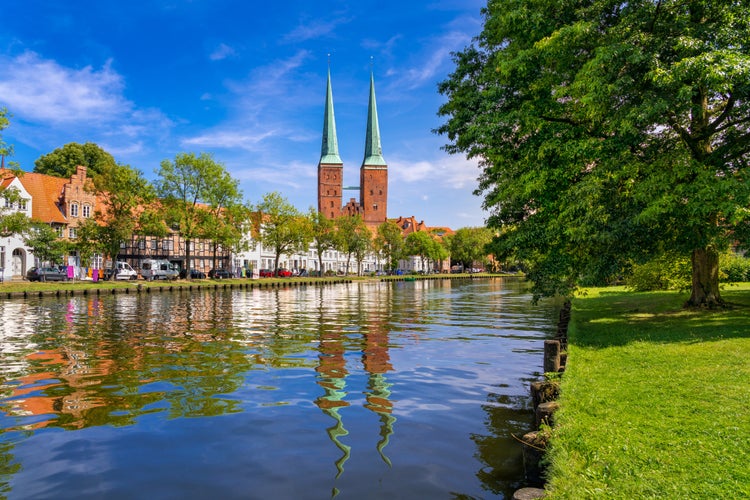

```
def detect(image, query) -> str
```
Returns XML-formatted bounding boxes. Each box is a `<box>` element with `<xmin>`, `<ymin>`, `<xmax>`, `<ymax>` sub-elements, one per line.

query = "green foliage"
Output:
<box><xmin>0</xmin><ymin>107</ymin><xmax>20</xmax><ymax>170</ymax></box>
<box><xmin>34</xmin><ymin>142</ymin><xmax>116</xmax><ymax>178</ymax></box>
<box><xmin>447</xmin><ymin>227</ymin><xmax>493</xmax><ymax>269</ymax></box>
<box><xmin>437</xmin><ymin>0</ymin><xmax>750</xmax><ymax>304</ymax></box>
<box><xmin>0</xmin><ymin>186</ymin><xmax>31</xmax><ymax>238</ymax></box>
<box><xmin>157</xmin><ymin>152</ymin><xmax>242</xmax><ymax>274</ymax></box>
<box><xmin>91</xmin><ymin>162</ymin><xmax>155</xmax><ymax>271</ymax></box>
<box><xmin>335</xmin><ymin>214</ymin><xmax>371</xmax><ymax>275</ymax></box>
<box><xmin>720</xmin><ymin>252</ymin><xmax>750</xmax><ymax>283</ymax></box>
<box><xmin>374</xmin><ymin>220</ymin><xmax>404</xmax><ymax>271</ymax></box>
<box><xmin>308</xmin><ymin>208</ymin><xmax>338</xmax><ymax>274</ymax></box>
<box><xmin>23</xmin><ymin>222</ymin><xmax>66</xmax><ymax>265</ymax></box>
<box><xmin>255</xmin><ymin>192</ymin><xmax>310</xmax><ymax>271</ymax></box>
<box><xmin>625</xmin><ymin>254</ymin><xmax>691</xmax><ymax>292</ymax></box>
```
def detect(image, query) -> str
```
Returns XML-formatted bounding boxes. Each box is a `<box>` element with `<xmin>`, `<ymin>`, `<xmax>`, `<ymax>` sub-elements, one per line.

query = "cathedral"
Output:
<box><xmin>317</xmin><ymin>69</ymin><xmax>388</xmax><ymax>228</ymax></box>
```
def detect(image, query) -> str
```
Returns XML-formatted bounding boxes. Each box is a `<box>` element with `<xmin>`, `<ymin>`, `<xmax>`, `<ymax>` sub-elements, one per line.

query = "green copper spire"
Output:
<box><xmin>320</xmin><ymin>68</ymin><xmax>343</xmax><ymax>165</ymax></box>
<box><xmin>362</xmin><ymin>71</ymin><xmax>387</xmax><ymax>167</ymax></box>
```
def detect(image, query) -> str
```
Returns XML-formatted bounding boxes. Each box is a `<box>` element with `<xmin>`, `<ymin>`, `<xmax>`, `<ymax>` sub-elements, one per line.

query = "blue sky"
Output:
<box><xmin>0</xmin><ymin>0</ymin><xmax>487</xmax><ymax>229</ymax></box>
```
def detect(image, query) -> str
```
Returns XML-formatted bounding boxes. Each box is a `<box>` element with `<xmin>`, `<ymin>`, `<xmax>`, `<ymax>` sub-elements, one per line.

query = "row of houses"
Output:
<box><xmin>1</xmin><ymin>166</ymin><xmax>452</xmax><ymax>281</ymax></box>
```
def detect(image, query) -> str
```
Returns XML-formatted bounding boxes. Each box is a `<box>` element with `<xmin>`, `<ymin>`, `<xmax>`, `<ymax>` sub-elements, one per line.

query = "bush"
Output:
<box><xmin>721</xmin><ymin>252</ymin><xmax>750</xmax><ymax>283</ymax></box>
<box><xmin>625</xmin><ymin>254</ymin><xmax>691</xmax><ymax>291</ymax></box>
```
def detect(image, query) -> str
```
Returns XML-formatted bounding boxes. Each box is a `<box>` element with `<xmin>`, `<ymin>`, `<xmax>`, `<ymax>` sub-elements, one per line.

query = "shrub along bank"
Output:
<box><xmin>544</xmin><ymin>284</ymin><xmax>750</xmax><ymax>499</ymax></box>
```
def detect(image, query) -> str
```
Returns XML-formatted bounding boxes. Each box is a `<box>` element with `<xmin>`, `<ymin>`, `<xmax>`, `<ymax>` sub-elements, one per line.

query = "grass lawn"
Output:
<box><xmin>545</xmin><ymin>284</ymin><xmax>750</xmax><ymax>499</ymax></box>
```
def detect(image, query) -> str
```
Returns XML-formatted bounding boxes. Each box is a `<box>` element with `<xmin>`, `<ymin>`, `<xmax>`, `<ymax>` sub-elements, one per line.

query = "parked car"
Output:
<box><xmin>208</xmin><ymin>268</ymin><xmax>232</xmax><ymax>279</ymax></box>
<box><xmin>27</xmin><ymin>266</ymin><xmax>70</xmax><ymax>282</ymax></box>
<box><xmin>259</xmin><ymin>269</ymin><xmax>274</xmax><ymax>278</ymax></box>
<box><xmin>275</xmin><ymin>268</ymin><xmax>292</xmax><ymax>277</ymax></box>
<box><xmin>179</xmin><ymin>269</ymin><xmax>206</xmax><ymax>279</ymax></box>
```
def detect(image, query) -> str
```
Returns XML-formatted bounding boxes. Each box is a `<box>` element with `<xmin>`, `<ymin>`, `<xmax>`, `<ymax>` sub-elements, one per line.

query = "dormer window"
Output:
<box><xmin>70</xmin><ymin>203</ymin><xmax>79</xmax><ymax>217</ymax></box>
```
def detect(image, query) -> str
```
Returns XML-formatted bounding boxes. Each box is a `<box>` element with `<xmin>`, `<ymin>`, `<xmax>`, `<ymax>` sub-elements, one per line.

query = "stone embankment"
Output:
<box><xmin>1</xmin><ymin>273</ymin><xmax>507</xmax><ymax>301</ymax></box>
<box><xmin>512</xmin><ymin>299</ymin><xmax>571</xmax><ymax>500</ymax></box>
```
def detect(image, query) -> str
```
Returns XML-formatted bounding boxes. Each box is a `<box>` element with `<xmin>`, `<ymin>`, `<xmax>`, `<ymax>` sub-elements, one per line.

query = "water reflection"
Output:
<box><xmin>0</xmin><ymin>279</ymin><xmax>559</xmax><ymax>499</ymax></box>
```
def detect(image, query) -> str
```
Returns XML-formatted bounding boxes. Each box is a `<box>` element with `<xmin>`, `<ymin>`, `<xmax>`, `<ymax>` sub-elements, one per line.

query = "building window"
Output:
<box><xmin>70</xmin><ymin>203</ymin><xmax>79</xmax><ymax>217</ymax></box>
<box><xmin>151</xmin><ymin>239</ymin><xmax>158</xmax><ymax>250</ymax></box>
<box><xmin>83</xmin><ymin>205</ymin><xmax>91</xmax><ymax>218</ymax></box>
<box><xmin>55</xmin><ymin>226</ymin><xmax>64</xmax><ymax>237</ymax></box>
<box><xmin>138</xmin><ymin>239</ymin><xmax>146</xmax><ymax>250</ymax></box>
<box><xmin>163</xmin><ymin>239</ymin><xmax>174</xmax><ymax>251</ymax></box>
<box><xmin>69</xmin><ymin>227</ymin><xmax>77</xmax><ymax>239</ymax></box>
<box><xmin>19</xmin><ymin>199</ymin><xmax>28</xmax><ymax>211</ymax></box>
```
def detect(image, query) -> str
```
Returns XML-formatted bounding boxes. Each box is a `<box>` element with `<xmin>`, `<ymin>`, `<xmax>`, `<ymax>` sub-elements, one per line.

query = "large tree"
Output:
<box><xmin>308</xmin><ymin>208</ymin><xmax>338</xmax><ymax>276</ymax></box>
<box><xmin>335</xmin><ymin>214</ymin><xmax>371</xmax><ymax>275</ymax></box>
<box><xmin>447</xmin><ymin>227</ymin><xmax>493</xmax><ymax>272</ymax></box>
<box><xmin>254</xmin><ymin>192</ymin><xmax>311</xmax><ymax>273</ymax></box>
<box><xmin>156</xmin><ymin>152</ymin><xmax>238</xmax><ymax>278</ymax></box>
<box><xmin>87</xmin><ymin>162</ymin><xmax>156</xmax><ymax>279</ymax></box>
<box><xmin>34</xmin><ymin>142</ymin><xmax>116</xmax><ymax>178</ymax></box>
<box><xmin>437</xmin><ymin>0</ymin><xmax>750</xmax><ymax>306</ymax></box>
<box><xmin>374</xmin><ymin>220</ymin><xmax>404</xmax><ymax>272</ymax></box>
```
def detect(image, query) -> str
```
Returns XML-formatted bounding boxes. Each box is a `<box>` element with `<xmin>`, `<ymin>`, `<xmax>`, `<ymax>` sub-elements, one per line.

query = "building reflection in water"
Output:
<box><xmin>313</xmin><ymin>284</ymin><xmax>397</xmax><ymax>480</ymax></box>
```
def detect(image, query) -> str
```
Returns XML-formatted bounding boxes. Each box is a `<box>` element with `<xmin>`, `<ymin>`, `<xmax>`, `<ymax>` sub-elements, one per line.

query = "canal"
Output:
<box><xmin>0</xmin><ymin>278</ymin><xmax>560</xmax><ymax>499</ymax></box>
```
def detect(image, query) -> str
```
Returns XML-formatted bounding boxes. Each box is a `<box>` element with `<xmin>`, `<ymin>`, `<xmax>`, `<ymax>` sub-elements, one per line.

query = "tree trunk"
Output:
<box><xmin>685</xmin><ymin>246</ymin><xmax>723</xmax><ymax>308</ymax></box>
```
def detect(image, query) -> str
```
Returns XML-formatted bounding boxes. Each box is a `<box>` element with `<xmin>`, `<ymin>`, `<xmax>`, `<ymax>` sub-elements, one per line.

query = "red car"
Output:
<box><xmin>259</xmin><ymin>269</ymin><xmax>274</xmax><ymax>278</ymax></box>
<box><xmin>275</xmin><ymin>268</ymin><xmax>292</xmax><ymax>277</ymax></box>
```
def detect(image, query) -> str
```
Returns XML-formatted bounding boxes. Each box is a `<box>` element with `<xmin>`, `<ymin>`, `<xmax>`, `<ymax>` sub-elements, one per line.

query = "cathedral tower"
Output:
<box><xmin>360</xmin><ymin>72</ymin><xmax>388</xmax><ymax>227</ymax></box>
<box><xmin>318</xmin><ymin>68</ymin><xmax>343</xmax><ymax>219</ymax></box>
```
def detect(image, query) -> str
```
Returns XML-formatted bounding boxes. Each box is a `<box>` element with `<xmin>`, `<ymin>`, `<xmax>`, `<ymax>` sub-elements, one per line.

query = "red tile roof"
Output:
<box><xmin>1</xmin><ymin>168</ymin><xmax>67</xmax><ymax>223</ymax></box>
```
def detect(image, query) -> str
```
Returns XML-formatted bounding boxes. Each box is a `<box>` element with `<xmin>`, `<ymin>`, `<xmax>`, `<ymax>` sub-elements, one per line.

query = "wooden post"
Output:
<box><xmin>543</xmin><ymin>340</ymin><xmax>560</xmax><ymax>373</ymax></box>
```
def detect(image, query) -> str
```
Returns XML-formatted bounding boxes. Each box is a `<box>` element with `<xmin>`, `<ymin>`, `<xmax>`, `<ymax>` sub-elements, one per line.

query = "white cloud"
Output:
<box><xmin>0</xmin><ymin>51</ymin><xmax>129</xmax><ymax>124</ymax></box>
<box><xmin>209</xmin><ymin>43</ymin><xmax>236</xmax><ymax>61</ymax></box>
<box><xmin>181</xmin><ymin>129</ymin><xmax>278</xmax><ymax>150</ymax></box>
<box><xmin>390</xmin><ymin>154</ymin><xmax>479</xmax><ymax>189</ymax></box>
<box><xmin>282</xmin><ymin>16</ymin><xmax>352</xmax><ymax>43</ymax></box>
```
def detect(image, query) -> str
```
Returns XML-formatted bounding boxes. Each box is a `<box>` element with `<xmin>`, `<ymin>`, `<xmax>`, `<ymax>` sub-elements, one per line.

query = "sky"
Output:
<box><xmin>0</xmin><ymin>0</ymin><xmax>488</xmax><ymax>229</ymax></box>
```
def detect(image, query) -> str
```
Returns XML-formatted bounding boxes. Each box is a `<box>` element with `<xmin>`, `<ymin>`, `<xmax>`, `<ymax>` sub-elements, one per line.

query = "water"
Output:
<box><xmin>0</xmin><ymin>278</ymin><xmax>559</xmax><ymax>499</ymax></box>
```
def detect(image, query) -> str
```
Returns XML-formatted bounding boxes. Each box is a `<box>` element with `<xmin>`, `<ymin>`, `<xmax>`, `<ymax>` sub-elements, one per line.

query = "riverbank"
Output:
<box><xmin>543</xmin><ymin>284</ymin><xmax>750</xmax><ymax>498</ymax></box>
<box><xmin>0</xmin><ymin>272</ymin><xmax>511</xmax><ymax>300</ymax></box>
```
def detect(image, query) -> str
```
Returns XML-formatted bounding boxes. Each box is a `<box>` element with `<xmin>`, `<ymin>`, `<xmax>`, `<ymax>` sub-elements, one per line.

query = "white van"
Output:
<box><xmin>141</xmin><ymin>259</ymin><xmax>179</xmax><ymax>281</ymax></box>
<box><xmin>105</xmin><ymin>261</ymin><xmax>138</xmax><ymax>280</ymax></box>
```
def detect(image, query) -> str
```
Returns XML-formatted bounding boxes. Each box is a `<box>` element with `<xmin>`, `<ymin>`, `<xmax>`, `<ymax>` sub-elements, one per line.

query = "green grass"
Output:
<box><xmin>545</xmin><ymin>284</ymin><xmax>750</xmax><ymax>499</ymax></box>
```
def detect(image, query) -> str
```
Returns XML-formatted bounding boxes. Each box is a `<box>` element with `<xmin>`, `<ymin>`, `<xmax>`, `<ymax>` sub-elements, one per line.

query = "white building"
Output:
<box><xmin>232</xmin><ymin>236</ymin><xmax>382</xmax><ymax>277</ymax></box>
<box><xmin>0</xmin><ymin>177</ymin><xmax>32</xmax><ymax>282</ymax></box>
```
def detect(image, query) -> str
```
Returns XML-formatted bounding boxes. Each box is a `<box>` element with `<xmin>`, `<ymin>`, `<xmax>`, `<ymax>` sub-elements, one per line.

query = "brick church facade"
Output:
<box><xmin>317</xmin><ymin>70</ymin><xmax>387</xmax><ymax>228</ymax></box>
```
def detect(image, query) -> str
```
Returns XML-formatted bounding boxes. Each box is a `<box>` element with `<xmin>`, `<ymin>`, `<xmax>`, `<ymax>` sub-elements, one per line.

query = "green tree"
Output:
<box><xmin>437</xmin><ymin>0</ymin><xmax>750</xmax><ymax>306</ymax></box>
<box><xmin>0</xmin><ymin>111</ymin><xmax>31</xmax><ymax>245</ymax></box>
<box><xmin>88</xmin><ymin>163</ymin><xmax>156</xmax><ymax>279</ymax></box>
<box><xmin>335</xmin><ymin>215</ymin><xmax>371</xmax><ymax>275</ymax></box>
<box><xmin>403</xmin><ymin>231</ymin><xmax>435</xmax><ymax>273</ymax></box>
<box><xmin>24</xmin><ymin>223</ymin><xmax>66</xmax><ymax>266</ymax></box>
<box><xmin>448</xmin><ymin>227</ymin><xmax>493</xmax><ymax>272</ymax></box>
<box><xmin>0</xmin><ymin>107</ymin><xmax>21</xmax><ymax>171</ymax></box>
<box><xmin>156</xmin><ymin>152</ymin><xmax>236</xmax><ymax>278</ymax></box>
<box><xmin>197</xmin><ymin>170</ymin><xmax>247</xmax><ymax>272</ymax></box>
<box><xmin>374</xmin><ymin>220</ymin><xmax>404</xmax><ymax>272</ymax></box>
<box><xmin>429</xmin><ymin>232</ymin><xmax>450</xmax><ymax>273</ymax></box>
<box><xmin>0</xmin><ymin>187</ymin><xmax>30</xmax><ymax>239</ymax></box>
<box><xmin>308</xmin><ymin>208</ymin><xmax>338</xmax><ymax>276</ymax></box>
<box><xmin>254</xmin><ymin>192</ymin><xmax>311</xmax><ymax>273</ymax></box>
<box><xmin>34</xmin><ymin>142</ymin><xmax>116</xmax><ymax>178</ymax></box>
